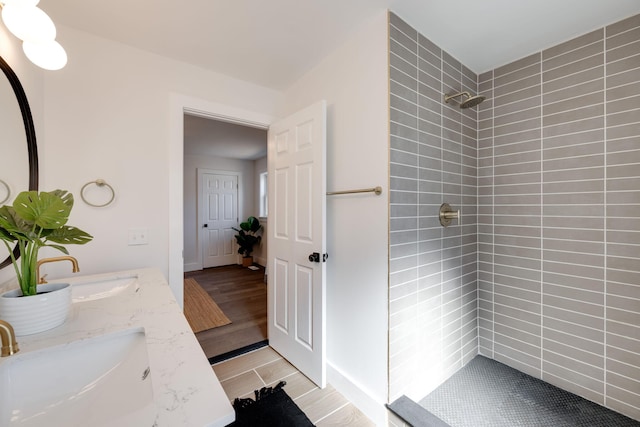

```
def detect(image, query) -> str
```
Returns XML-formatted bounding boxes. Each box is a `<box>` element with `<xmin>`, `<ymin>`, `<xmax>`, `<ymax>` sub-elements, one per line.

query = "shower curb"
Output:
<box><xmin>387</xmin><ymin>396</ymin><xmax>451</xmax><ymax>427</ymax></box>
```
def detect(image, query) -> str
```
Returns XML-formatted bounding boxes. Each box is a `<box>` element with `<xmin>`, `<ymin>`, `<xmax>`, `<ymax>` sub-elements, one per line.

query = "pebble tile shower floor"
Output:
<box><xmin>415</xmin><ymin>356</ymin><xmax>640</xmax><ymax>427</ymax></box>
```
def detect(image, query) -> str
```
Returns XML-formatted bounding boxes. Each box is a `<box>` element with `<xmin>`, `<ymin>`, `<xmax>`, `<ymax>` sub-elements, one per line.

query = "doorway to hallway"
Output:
<box><xmin>183</xmin><ymin>114</ymin><xmax>268</xmax><ymax>361</ymax></box>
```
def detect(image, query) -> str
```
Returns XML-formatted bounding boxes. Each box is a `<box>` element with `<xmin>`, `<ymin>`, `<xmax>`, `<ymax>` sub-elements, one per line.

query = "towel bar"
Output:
<box><xmin>326</xmin><ymin>186</ymin><xmax>382</xmax><ymax>196</ymax></box>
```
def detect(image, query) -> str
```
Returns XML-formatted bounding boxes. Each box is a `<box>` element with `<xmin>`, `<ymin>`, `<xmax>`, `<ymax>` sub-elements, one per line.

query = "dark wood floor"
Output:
<box><xmin>185</xmin><ymin>264</ymin><xmax>267</xmax><ymax>360</ymax></box>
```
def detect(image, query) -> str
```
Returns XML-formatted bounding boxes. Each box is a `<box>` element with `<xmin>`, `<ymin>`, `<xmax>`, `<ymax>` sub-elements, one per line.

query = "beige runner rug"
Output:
<box><xmin>184</xmin><ymin>277</ymin><xmax>231</xmax><ymax>333</ymax></box>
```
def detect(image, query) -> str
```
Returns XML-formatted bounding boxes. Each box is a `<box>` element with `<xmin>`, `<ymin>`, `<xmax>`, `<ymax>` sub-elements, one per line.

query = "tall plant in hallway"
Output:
<box><xmin>233</xmin><ymin>216</ymin><xmax>262</xmax><ymax>267</ymax></box>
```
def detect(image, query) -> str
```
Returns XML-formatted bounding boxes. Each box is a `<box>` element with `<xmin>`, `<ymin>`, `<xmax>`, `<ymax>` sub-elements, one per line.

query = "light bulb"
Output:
<box><xmin>1</xmin><ymin>4</ymin><xmax>55</xmax><ymax>43</ymax></box>
<box><xmin>1</xmin><ymin>0</ymin><xmax>41</xmax><ymax>6</ymax></box>
<box><xmin>23</xmin><ymin>40</ymin><xmax>67</xmax><ymax>70</ymax></box>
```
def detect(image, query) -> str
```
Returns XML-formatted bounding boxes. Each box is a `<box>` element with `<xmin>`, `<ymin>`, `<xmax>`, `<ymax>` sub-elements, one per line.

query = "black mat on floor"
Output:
<box><xmin>227</xmin><ymin>381</ymin><xmax>314</xmax><ymax>427</ymax></box>
<box><xmin>416</xmin><ymin>355</ymin><xmax>640</xmax><ymax>427</ymax></box>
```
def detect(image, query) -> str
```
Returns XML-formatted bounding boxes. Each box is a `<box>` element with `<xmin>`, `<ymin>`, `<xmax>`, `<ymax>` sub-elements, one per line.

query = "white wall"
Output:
<box><xmin>183</xmin><ymin>154</ymin><xmax>256</xmax><ymax>271</ymax></box>
<box><xmin>35</xmin><ymin>25</ymin><xmax>282</xmax><ymax>299</ymax></box>
<box><xmin>1</xmin><ymin>15</ymin><xmax>390</xmax><ymax>424</ymax></box>
<box><xmin>279</xmin><ymin>11</ymin><xmax>389</xmax><ymax>424</ymax></box>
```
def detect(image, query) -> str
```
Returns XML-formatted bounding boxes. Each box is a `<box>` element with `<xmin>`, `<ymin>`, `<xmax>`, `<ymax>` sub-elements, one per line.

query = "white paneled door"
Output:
<box><xmin>200</xmin><ymin>171</ymin><xmax>238</xmax><ymax>268</ymax></box>
<box><xmin>267</xmin><ymin>101</ymin><xmax>327</xmax><ymax>388</ymax></box>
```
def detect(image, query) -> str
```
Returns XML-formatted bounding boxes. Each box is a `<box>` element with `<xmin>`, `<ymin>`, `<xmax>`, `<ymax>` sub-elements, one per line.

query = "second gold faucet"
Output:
<box><xmin>37</xmin><ymin>256</ymin><xmax>80</xmax><ymax>284</ymax></box>
<box><xmin>0</xmin><ymin>320</ymin><xmax>19</xmax><ymax>357</ymax></box>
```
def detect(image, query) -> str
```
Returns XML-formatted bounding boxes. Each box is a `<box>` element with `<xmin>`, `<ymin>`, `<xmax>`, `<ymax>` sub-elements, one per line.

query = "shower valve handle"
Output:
<box><xmin>439</xmin><ymin>203</ymin><xmax>461</xmax><ymax>227</ymax></box>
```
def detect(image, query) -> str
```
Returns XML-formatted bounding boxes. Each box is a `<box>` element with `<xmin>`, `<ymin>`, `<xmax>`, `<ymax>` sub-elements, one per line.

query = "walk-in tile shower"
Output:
<box><xmin>388</xmin><ymin>10</ymin><xmax>640</xmax><ymax>425</ymax></box>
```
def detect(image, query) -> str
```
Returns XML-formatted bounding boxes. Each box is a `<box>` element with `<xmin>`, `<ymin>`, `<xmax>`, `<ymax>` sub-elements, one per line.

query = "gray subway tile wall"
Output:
<box><xmin>481</xmin><ymin>45</ymin><xmax>545</xmax><ymax>378</ymax></box>
<box><xmin>388</xmin><ymin>12</ymin><xmax>478</xmax><ymax>401</ymax></box>
<box><xmin>541</xmin><ymin>27</ymin><xmax>607</xmax><ymax>403</ymax></box>
<box><xmin>479</xmin><ymin>13</ymin><xmax>640</xmax><ymax>419</ymax></box>
<box><xmin>605</xmin><ymin>13</ymin><xmax>640</xmax><ymax>419</ymax></box>
<box><xmin>389</xmin><ymin>11</ymin><xmax>640</xmax><ymax>421</ymax></box>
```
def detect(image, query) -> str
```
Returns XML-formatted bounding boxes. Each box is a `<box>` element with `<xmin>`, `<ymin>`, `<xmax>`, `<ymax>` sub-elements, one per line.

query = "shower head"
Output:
<box><xmin>444</xmin><ymin>91</ymin><xmax>486</xmax><ymax>109</ymax></box>
<box><xmin>459</xmin><ymin>94</ymin><xmax>486</xmax><ymax>109</ymax></box>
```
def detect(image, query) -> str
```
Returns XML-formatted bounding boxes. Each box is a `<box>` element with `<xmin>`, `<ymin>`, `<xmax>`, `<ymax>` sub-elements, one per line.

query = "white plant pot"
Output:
<box><xmin>0</xmin><ymin>283</ymin><xmax>71</xmax><ymax>336</ymax></box>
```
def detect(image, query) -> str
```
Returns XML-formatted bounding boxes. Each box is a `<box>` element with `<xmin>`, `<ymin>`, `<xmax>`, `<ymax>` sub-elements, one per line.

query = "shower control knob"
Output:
<box><xmin>439</xmin><ymin>203</ymin><xmax>461</xmax><ymax>227</ymax></box>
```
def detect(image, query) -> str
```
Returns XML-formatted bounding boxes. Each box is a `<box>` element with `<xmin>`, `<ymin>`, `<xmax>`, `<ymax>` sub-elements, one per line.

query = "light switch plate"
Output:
<box><xmin>128</xmin><ymin>228</ymin><xmax>148</xmax><ymax>245</ymax></box>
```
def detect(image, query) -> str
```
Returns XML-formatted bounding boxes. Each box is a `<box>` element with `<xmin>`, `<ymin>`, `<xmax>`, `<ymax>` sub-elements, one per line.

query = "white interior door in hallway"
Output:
<box><xmin>267</xmin><ymin>100</ymin><xmax>327</xmax><ymax>388</ymax></box>
<box><xmin>200</xmin><ymin>171</ymin><xmax>238</xmax><ymax>268</ymax></box>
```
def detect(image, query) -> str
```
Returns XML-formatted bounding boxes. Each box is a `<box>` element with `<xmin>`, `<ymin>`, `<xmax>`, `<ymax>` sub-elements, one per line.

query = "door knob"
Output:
<box><xmin>203</xmin><ymin>224</ymin><xmax>208</xmax><ymax>228</ymax></box>
<box><xmin>308</xmin><ymin>252</ymin><xmax>328</xmax><ymax>263</ymax></box>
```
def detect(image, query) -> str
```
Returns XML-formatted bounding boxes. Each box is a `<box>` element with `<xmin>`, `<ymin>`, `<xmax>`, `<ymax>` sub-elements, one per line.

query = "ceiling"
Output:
<box><xmin>43</xmin><ymin>1</ymin><xmax>640</xmax><ymax>160</ymax></box>
<box><xmin>45</xmin><ymin>0</ymin><xmax>640</xmax><ymax>91</ymax></box>
<box><xmin>183</xmin><ymin>115</ymin><xmax>267</xmax><ymax>160</ymax></box>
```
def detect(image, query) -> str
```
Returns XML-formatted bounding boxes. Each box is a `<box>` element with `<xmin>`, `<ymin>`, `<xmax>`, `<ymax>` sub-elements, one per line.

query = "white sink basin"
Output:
<box><xmin>71</xmin><ymin>275</ymin><xmax>139</xmax><ymax>302</ymax></box>
<box><xmin>0</xmin><ymin>328</ymin><xmax>155</xmax><ymax>426</ymax></box>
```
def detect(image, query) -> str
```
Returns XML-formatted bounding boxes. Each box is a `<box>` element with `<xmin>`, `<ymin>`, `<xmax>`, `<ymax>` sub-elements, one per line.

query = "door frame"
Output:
<box><xmin>197</xmin><ymin>169</ymin><xmax>242</xmax><ymax>269</ymax></box>
<box><xmin>169</xmin><ymin>94</ymin><xmax>273</xmax><ymax>309</ymax></box>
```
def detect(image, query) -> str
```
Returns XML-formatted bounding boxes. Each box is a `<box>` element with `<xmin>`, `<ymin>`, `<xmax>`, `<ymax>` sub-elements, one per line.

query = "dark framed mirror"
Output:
<box><xmin>0</xmin><ymin>55</ymin><xmax>39</xmax><ymax>269</ymax></box>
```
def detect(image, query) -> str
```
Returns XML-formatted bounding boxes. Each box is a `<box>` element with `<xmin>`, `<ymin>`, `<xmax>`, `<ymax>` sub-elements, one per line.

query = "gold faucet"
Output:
<box><xmin>37</xmin><ymin>256</ymin><xmax>80</xmax><ymax>284</ymax></box>
<box><xmin>0</xmin><ymin>320</ymin><xmax>19</xmax><ymax>357</ymax></box>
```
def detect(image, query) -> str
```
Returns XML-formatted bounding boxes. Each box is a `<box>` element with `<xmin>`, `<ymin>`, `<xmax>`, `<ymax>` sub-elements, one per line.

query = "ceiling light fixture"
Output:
<box><xmin>0</xmin><ymin>0</ymin><xmax>67</xmax><ymax>70</ymax></box>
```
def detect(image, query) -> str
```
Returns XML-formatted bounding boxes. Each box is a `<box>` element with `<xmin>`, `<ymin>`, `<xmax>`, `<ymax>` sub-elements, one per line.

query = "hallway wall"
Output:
<box><xmin>388</xmin><ymin>12</ymin><xmax>478</xmax><ymax>401</ymax></box>
<box><xmin>252</xmin><ymin>156</ymin><xmax>267</xmax><ymax>266</ymax></box>
<box><xmin>478</xmin><ymin>13</ymin><xmax>640</xmax><ymax>420</ymax></box>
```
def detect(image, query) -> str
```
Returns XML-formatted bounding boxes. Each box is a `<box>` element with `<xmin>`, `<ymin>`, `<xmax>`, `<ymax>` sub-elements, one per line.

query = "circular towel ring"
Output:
<box><xmin>81</xmin><ymin>179</ymin><xmax>115</xmax><ymax>207</ymax></box>
<box><xmin>0</xmin><ymin>179</ymin><xmax>10</xmax><ymax>204</ymax></box>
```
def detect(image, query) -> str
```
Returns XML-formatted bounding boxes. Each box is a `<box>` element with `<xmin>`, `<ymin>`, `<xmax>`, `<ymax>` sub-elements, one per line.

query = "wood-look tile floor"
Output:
<box><xmin>185</xmin><ymin>265</ymin><xmax>267</xmax><ymax>359</ymax></box>
<box><xmin>213</xmin><ymin>346</ymin><xmax>376</xmax><ymax>427</ymax></box>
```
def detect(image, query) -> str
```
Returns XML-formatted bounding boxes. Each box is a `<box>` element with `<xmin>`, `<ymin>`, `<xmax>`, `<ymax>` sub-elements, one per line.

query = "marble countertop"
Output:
<box><xmin>4</xmin><ymin>268</ymin><xmax>235</xmax><ymax>427</ymax></box>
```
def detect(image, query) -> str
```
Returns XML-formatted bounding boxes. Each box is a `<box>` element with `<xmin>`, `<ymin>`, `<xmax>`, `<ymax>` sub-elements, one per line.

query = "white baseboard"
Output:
<box><xmin>183</xmin><ymin>262</ymin><xmax>201</xmax><ymax>273</ymax></box>
<box><xmin>327</xmin><ymin>362</ymin><xmax>388</xmax><ymax>426</ymax></box>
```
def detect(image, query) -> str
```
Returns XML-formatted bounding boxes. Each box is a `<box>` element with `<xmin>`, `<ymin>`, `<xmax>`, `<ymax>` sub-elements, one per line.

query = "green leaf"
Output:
<box><xmin>247</xmin><ymin>216</ymin><xmax>261</xmax><ymax>233</ymax></box>
<box><xmin>43</xmin><ymin>244</ymin><xmax>69</xmax><ymax>255</ymax></box>
<box><xmin>0</xmin><ymin>205</ymin><xmax>31</xmax><ymax>241</ymax></box>
<box><xmin>46</xmin><ymin>226</ymin><xmax>93</xmax><ymax>246</ymax></box>
<box><xmin>13</xmin><ymin>190</ymin><xmax>73</xmax><ymax>230</ymax></box>
<box><xmin>0</xmin><ymin>228</ymin><xmax>13</xmax><ymax>243</ymax></box>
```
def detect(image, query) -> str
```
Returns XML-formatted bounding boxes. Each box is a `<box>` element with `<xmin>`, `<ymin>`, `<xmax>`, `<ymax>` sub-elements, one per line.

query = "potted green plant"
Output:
<box><xmin>0</xmin><ymin>189</ymin><xmax>93</xmax><ymax>335</ymax></box>
<box><xmin>232</xmin><ymin>216</ymin><xmax>262</xmax><ymax>267</ymax></box>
